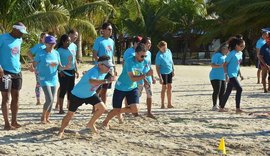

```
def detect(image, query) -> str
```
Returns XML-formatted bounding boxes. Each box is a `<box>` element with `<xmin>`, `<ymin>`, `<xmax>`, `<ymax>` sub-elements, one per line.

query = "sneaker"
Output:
<box><xmin>211</xmin><ymin>105</ymin><xmax>219</xmax><ymax>111</ymax></box>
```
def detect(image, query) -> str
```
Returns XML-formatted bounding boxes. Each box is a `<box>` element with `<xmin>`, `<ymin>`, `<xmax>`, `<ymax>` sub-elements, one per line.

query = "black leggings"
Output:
<box><xmin>59</xmin><ymin>70</ymin><xmax>75</xmax><ymax>99</ymax></box>
<box><xmin>210</xmin><ymin>80</ymin><xmax>225</xmax><ymax>107</ymax></box>
<box><xmin>220</xmin><ymin>77</ymin><xmax>242</xmax><ymax>109</ymax></box>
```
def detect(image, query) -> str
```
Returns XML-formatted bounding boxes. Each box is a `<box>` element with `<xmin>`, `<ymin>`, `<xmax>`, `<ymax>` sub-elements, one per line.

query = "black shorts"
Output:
<box><xmin>58</xmin><ymin>70</ymin><xmax>75</xmax><ymax>98</ymax></box>
<box><xmin>0</xmin><ymin>71</ymin><xmax>22</xmax><ymax>91</ymax></box>
<box><xmin>68</xmin><ymin>93</ymin><xmax>102</xmax><ymax>112</ymax></box>
<box><xmin>161</xmin><ymin>72</ymin><xmax>173</xmax><ymax>85</ymax></box>
<box><xmin>100</xmin><ymin>73</ymin><xmax>112</xmax><ymax>89</ymax></box>
<box><xmin>112</xmin><ymin>88</ymin><xmax>139</xmax><ymax>109</ymax></box>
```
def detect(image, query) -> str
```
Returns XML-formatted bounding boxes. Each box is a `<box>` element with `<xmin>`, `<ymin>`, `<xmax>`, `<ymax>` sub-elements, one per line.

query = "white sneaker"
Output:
<box><xmin>211</xmin><ymin>105</ymin><xmax>219</xmax><ymax>111</ymax></box>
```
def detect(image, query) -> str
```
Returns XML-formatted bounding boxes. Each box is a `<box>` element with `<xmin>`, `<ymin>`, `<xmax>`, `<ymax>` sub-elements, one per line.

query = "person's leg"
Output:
<box><xmin>268</xmin><ymin>71</ymin><xmax>270</xmax><ymax>91</ymax></box>
<box><xmin>161</xmin><ymin>85</ymin><xmax>166</xmax><ymax>109</ymax></box>
<box><xmin>219</xmin><ymin>78</ymin><xmax>234</xmax><ymax>111</ymax></box>
<box><xmin>218</xmin><ymin>80</ymin><xmax>226</xmax><ymax>107</ymax></box>
<box><xmin>167</xmin><ymin>84</ymin><xmax>173</xmax><ymax>108</ymax></box>
<box><xmin>58</xmin><ymin>111</ymin><xmax>75</xmax><ymax>138</ymax></box>
<box><xmin>211</xmin><ymin>80</ymin><xmax>220</xmax><ymax>107</ymax></box>
<box><xmin>59</xmin><ymin>74</ymin><xmax>68</xmax><ymax>113</ymax></box>
<box><xmin>100</xmin><ymin>88</ymin><xmax>108</xmax><ymax>104</ymax></box>
<box><xmin>10</xmin><ymin>89</ymin><xmax>20</xmax><ymax>128</ymax></box>
<box><xmin>230</xmin><ymin>78</ymin><xmax>243</xmax><ymax>112</ymax></box>
<box><xmin>46</xmin><ymin>86</ymin><xmax>56</xmax><ymax>122</ymax></box>
<box><xmin>261</xmin><ymin>67</ymin><xmax>267</xmax><ymax>93</ymax></box>
<box><xmin>1</xmin><ymin>91</ymin><xmax>14</xmax><ymax>130</ymax></box>
<box><xmin>41</xmin><ymin>86</ymin><xmax>53</xmax><ymax>123</ymax></box>
<box><xmin>86</xmin><ymin>102</ymin><xmax>106</xmax><ymax>133</ymax></box>
<box><xmin>257</xmin><ymin>69</ymin><xmax>261</xmax><ymax>84</ymax></box>
<box><xmin>55</xmin><ymin>88</ymin><xmax>60</xmax><ymax>110</ymax></box>
<box><xmin>35</xmin><ymin>71</ymin><xmax>41</xmax><ymax>105</ymax></box>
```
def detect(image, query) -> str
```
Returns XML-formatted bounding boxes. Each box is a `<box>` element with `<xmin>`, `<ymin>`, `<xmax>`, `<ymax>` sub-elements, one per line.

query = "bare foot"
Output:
<box><xmin>4</xmin><ymin>125</ymin><xmax>16</xmax><ymax>130</ymax></box>
<box><xmin>86</xmin><ymin>124</ymin><xmax>99</xmax><ymax>134</ymax></box>
<box><xmin>116</xmin><ymin>115</ymin><xmax>124</xmax><ymax>124</ymax></box>
<box><xmin>147</xmin><ymin>113</ymin><xmax>156</xmax><ymax>119</ymax></box>
<box><xmin>36</xmin><ymin>101</ymin><xmax>41</xmax><ymax>105</ymax></box>
<box><xmin>46</xmin><ymin>120</ymin><xmax>51</xmax><ymax>123</ymax></box>
<box><xmin>102</xmin><ymin>121</ymin><xmax>110</xmax><ymax>130</ymax></box>
<box><xmin>236</xmin><ymin>109</ymin><xmax>245</xmax><ymax>114</ymax></box>
<box><xmin>58</xmin><ymin>131</ymin><xmax>64</xmax><ymax>139</ymax></box>
<box><xmin>219</xmin><ymin>108</ymin><xmax>228</xmax><ymax>112</ymax></box>
<box><xmin>59</xmin><ymin>110</ymin><xmax>65</xmax><ymax>114</ymax></box>
<box><xmin>11</xmin><ymin>122</ymin><xmax>22</xmax><ymax>128</ymax></box>
<box><xmin>161</xmin><ymin>105</ymin><xmax>165</xmax><ymax>109</ymax></box>
<box><xmin>167</xmin><ymin>105</ymin><xmax>174</xmax><ymax>108</ymax></box>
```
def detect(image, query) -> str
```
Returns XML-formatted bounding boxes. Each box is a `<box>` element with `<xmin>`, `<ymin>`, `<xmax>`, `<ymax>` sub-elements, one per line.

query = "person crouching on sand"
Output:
<box><xmin>58</xmin><ymin>55</ymin><xmax>115</xmax><ymax>138</ymax></box>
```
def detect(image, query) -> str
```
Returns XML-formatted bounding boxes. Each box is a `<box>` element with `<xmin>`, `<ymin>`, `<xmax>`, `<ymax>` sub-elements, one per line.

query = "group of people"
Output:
<box><xmin>209</xmin><ymin>36</ymin><xmax>245</xmax><ymax>113</ymax></box>
<box><xmin>0</xmin><ymin>22</ymin><xmax>175</xmax><ymax>136</ymax></box>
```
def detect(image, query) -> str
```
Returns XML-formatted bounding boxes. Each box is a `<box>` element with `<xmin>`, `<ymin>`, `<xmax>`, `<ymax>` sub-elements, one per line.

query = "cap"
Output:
<box><xmin>45</xmin><ymin>35</ymin><xmax>56</xmax><ymax>44</ymax></box>
<box><xmin>99</xmin><ymin>60</ymin><xmax>115</xmax><ymax>68</ymax></box>
<box><xmin>133</xmin><ymin>36</ymin><xmax>142</xmax><ymax>43</ymax></box>
<box><xmin>13</xmin><ymin>25</ymin><xmax>28</xmax><ymax>34</ymax></box>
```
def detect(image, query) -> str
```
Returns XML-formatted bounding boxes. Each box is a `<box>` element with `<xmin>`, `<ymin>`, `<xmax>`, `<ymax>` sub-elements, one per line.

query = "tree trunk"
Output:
<box><xmin>76</xmin><ymin>33</ymin><xmax>83</xmax><ymax>62</ymax></box>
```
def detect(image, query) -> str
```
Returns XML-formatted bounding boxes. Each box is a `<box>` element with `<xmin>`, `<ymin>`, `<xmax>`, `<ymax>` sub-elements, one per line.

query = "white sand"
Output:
<box><xmin>0</xmin><ymin>64</ymin><xmax>270</xmax><ymax>155</ymax></box>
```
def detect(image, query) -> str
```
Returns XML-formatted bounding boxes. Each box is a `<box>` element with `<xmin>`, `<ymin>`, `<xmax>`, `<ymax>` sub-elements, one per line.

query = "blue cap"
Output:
<box><xmin>45</xmin><ymin>35</ymin><xmax>56</xmax><ymax>44</ymax></box>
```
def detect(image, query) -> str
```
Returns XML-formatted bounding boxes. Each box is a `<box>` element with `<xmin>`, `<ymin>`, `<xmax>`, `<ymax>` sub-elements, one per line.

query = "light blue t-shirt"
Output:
<box><xmin>209</xmin><ymin>52</ymin><xmax>226</xmax><ymax>80</ymax></box>
<box><xmin>138</xmin><ymin>50</ymin><xmax>152</xmax><ymax>85</ymax></box>
<box><xmin>34</xmin><ymin>49</ymin><xmax>60</xmax><ymax>87</ymax></box>
<box><xmin>225</xmin><ymin>50</ymin><xmax>242</xmax><ymax>78</ymax></box>
<box><xmin>30</xmin><ymin>43</ymin><xmax>45</xmax><ymax>55</ymax></box>
<box><xmin>93</xmin><ymin>36</ymin><xmax>114</xmax><ymax>63</ymax></box>
<box><xmin>71</xmin><ymin>66</ymin><xmax>107</xmax><ymax>98</ymax></box>
<box><xmin>256</xmin><ymin>37</ymin><xmax>266</xmax><ymax>49</ymax></box>
<box><xmin>0</xmin><ymin>33</ymin><xmax>23</xmax><ymax>73</ymax></box>
<box><xmin>68</xmin><ymin>42</ymin><xmax>77</xmax><ymax>56</ymax></box>
<box><xmin>123</xmin><ymin>47</ymin><xmax>135</xmax><ymax>61</ymax></box>
<box><xmin>155</xmin><ymin>49</ymin><xmax>174</xmax><ymax>74</ymax></box>
<box><xmin>115</xmin><ymin>56</ymin><xmax>150</xmax><ymax>91</ymax></box>
<box><xmin>58</xmin><ymin>47</ymin><xmax>76</xmax><ymax>70</ymax></box>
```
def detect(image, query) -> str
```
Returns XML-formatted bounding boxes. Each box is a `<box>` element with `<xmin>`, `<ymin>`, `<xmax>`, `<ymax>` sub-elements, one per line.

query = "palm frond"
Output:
<box><xmin>69</xmin><ymin>18</ymin><xmax>97</xmax><ymax>38</ymax></box>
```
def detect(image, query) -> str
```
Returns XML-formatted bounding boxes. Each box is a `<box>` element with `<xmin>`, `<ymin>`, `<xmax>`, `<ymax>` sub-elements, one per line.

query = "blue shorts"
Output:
<box><xmin>112</xmin><ymin>88</ymin><xmax>139</xmax><ymax>108</ymax></box>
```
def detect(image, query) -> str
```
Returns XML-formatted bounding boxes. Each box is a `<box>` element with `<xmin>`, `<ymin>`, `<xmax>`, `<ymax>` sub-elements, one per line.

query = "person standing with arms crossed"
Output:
<box><xmin>155</xmin><ymin>41</ymin><xmax>175</xmax><ymax>109</ymax></box>
<box><xmin>92</xmin><ymin>22</ymin><xmax>117</xmax><ymax>109</ymax></box>
<box><xmin>0</xmin><ymin>22</ymin><xmax>28</xmax><ymax>130</ymax></box>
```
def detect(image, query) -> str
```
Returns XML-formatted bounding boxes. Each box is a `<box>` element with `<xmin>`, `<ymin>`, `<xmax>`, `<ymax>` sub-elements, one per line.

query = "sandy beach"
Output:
<box><xmin>0</xmin><ymin>64</ymin><xmax>270</xmax><ymax>156</ymax></box>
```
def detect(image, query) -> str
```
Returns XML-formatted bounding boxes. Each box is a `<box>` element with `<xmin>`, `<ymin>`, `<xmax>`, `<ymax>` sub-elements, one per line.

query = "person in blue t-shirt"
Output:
<box><xmin>55</xmin><ymin>29</ymin><xmax>79</xmax><ymax>111</ymax></box>
<box><xmin>219</xmin><ymin>37</ymin><xmax>245</xmax><ymax>113</ymax></box>
<box><xmin>58</xmin><ymin>55</ymin><xmax>115</xmax><ymax>138</ymax></box>
<box><xmin>123</xmin><ymin>36</ymin><xmax>142</xmax><ymax>61</ymax></box>
<box><xmin>138</xmin><ymin>37</ymin><xmax>157</xmax><ymax>118</ymax></box>
<box><xmin>0</xmin><ymin>22</ymin><xmax>28</xmax><ymax>130</ymax></box>
<box><xmin>258</xmin><ymin>36</ymin><xmax>270</xmax><ymax>93</ymax></box>
<box><xmin>56</xmin><ymin>34</ymin><xmax>79</xmax><ymax>114</ymax></box>
<box><xmin>28</xmin><ymin>32</ymin><xmax>47</xmax><ymax>106</ymax></box>
<box><xmin>102</xmin><ymin>43</ymin><xmax>153</xmax><ymax>128</ymax></box>
<box><xmin>34</xmin><ymin>35</ymin><xmax>70</xmax><ymax>124</ymax></box>
<box><xmin>209</xmin><ymin>43</ymin><xmax>229</xmax><ymax>111</ymax></box>
<box><xmin>155</xmin><ymin>41</ymin><xmax>175</xmax><ymax>109</ymax></box>
<box><xmin>92</xmin><ymin>22</ymin><xmax>117</xmax><ymax>107</ymax></box>
<box><xmin>255</xmin><ymin>31</ymin><xmax>268</xmax><ymax>84</ymax></box>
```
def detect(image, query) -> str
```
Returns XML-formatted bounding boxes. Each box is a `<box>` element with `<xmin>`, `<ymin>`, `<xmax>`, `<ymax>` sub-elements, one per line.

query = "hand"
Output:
<box><xmin>59</xmin><ymin>72</ymin><xmax>65</xmax><ymax>77</ymax></box>
<box><xmin>0</xmin><ymin>67</ymin><xmax>3</xmax><ymax>78</ymax></box>
<box><xmin>114</xmin><ymin>71</ymin><xmax>118</xmax><ymax>76</ymax></box>
<box><xmin>50</xmin><ymin>62</ymin><xmax>58</xmax><ymax>67</ymax></box>
<box><xmin>152</xmin><ymin>78</ymin><xmax>157</xmax><ymax>84</ymax></box>
<box><xmin>146</xmin><ymin>69</ymin><xmax>153</xmax><ymax>76</ymax></box>
<box><xmin>75</xmin><ymin>71</ymin><xmax>79</xmax><ymax>79</ymax></box>
<box><xmin>28</xmin><ymin>64</ymin><xmax>35</xmax><ymax>72</ymax></box>
<box><xmin>240</xmin><ymin>75</ymin><xmax>244</xmax><ymax>81</ymax></box>
<box><xmin>225</xmin><ymin>74</ymin><xmax>229</xmax><ymax>82</ymax></box>
<box><xmin>159</xmin><ymin>78</ymin><xmax>163</xmax><ymax>85</ymax></box>
<box><xmin>82</xmin><ymin>71</ymin><xmax>87</xmax><ymax>75</ymax></box>
<box><xmin>64</xmin><ymin>64</ymin><xmax>71</xmax><ymax>70</ymax></box>
<box><xmin>172</xmin><ymin>71</ymin><xmax>175</xmax><ymax>77</ymax></box>
<box><xmin>108</xmin><ymin>75</ymin><xmax>116</xmax><ymax>82</ymax></box>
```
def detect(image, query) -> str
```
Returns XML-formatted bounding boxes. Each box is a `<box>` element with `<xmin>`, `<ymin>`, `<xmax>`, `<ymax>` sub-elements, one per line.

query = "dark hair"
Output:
<box><xmin>40</xmin><ymin>32</ymin><xmax>47</xmax><ymax>38</ymax></box>
<box><xmin>57</xmin><ymin>34</ymin><xmax>69</xmax><ymax>49</ymax></box>
<box><xmin>140</xmin><ymin>37</ymin><xmax>151</xmax><ymax>44</ymax></box>
<box><xmin>235</xmin><ymin>34</ymin><xmax>243</xmax><ymax>39</ymax></box>
<box><xmin>68</xmin><ymin>29</ymin><xmax>77</xmax><ymax>35</ymax></box>
<box><xmin>132</xmin><ymin>36</ymin><xmax>142</xmax><ymax>44</ymax></box>
<box><xmin>101</xmin><ymin>22</ymin><xmax>112</xmax><ymax>30</ymax></box>
<box><xmin>98</xmin><ymin>55</ymin><xmax>110</xmax><ymax>62</ymax></box>
<box><xmin>228</xmin><ymin>37</ymin><xmax>244</xmax><ymax>50</ymax></box>
<box><xmin>216</xmin><ymin>42</ymin><xmax>228</xmax><ymax>53</ymax></box>
<box><xmin>135</xmin><ymin>43</ymin><xmax>147</xmax><ymax>53</ymax></box>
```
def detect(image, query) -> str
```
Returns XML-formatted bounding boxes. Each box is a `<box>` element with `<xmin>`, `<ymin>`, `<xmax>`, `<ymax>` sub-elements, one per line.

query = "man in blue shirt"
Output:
<box><xmin>92</xmin><ymin>22</ymin><xmax>117</xmax><ymax>110</ymax></box>
<box><xmin>255</xmin><ymin>31</ymin><xmax>268</xmax><ymax>84</ymax></box>
<box><xmin>102</xmin><ymin>43</ymin><xmax>153</xmax><ymax>128</ymax></box>
<box><xmin>58</xmin><ymin>55</ymin><xmax>115</xmax><ymax>138</ymax></box>
<box><xmin>258</xmin><ymin>36</ymin><xmax>270</xmax><ymax>93</ymax></box>
<box><xmin>0</xmin><ymin>22</ymin><xmax>28</xmax><ymax>130</ymax></box>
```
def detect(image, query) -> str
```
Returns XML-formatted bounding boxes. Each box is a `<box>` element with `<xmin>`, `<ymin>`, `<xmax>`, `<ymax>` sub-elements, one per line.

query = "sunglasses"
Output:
<box><xmin>140</xmin><ymin>55</ymin><xmax>147</xmax><ymax>58</ymax></box>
